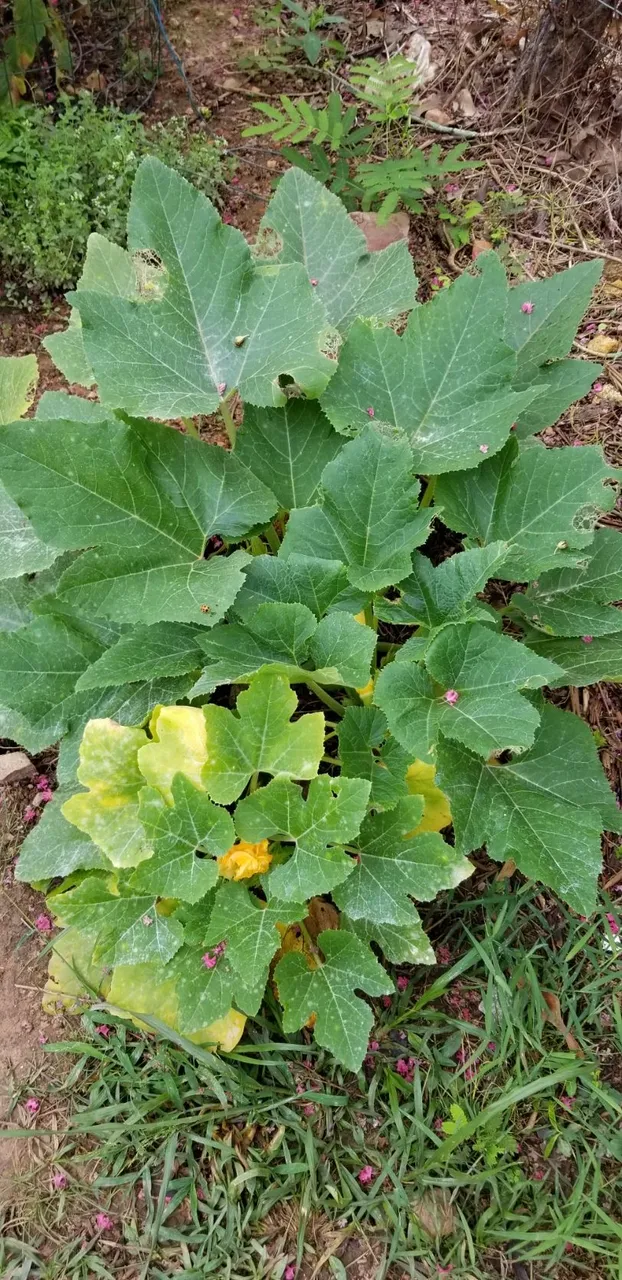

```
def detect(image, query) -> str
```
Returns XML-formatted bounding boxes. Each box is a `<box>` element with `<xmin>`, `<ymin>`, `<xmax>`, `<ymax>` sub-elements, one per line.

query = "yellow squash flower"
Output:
<box><xmin>219</xmin><ymin>838</ymin><xmax>272</xmax><ymax>880</ymax></box>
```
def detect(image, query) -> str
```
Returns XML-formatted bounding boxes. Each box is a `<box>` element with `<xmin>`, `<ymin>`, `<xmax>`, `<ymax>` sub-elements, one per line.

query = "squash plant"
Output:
<box><xmin>1</xmin><ymin>162</ymin><xmax>621</xmax><ymax>1070</ymax></box>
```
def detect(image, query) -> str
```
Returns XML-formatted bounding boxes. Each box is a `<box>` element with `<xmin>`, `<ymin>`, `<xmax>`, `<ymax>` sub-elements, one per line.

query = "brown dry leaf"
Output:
<box><xmin>350</xmin><ymin>210</ymin><xmax>409</xmax><ymax>251</ymax></box>
<box><xmin>366</xmin><ymin>17</ymin><xmax>384</xmax><ymax>37</ymax></box>
<box><xmin>598</xmin><ymin>383</ymin><xmax>622</xmax><ymax>403</ymax></box>
<box><xmin>424</xmin><ymin>107</ymin><xmax>453</xmax><ymax>126</ymax></box>
<box><xmin>306</xmin><ymin>897</ymin><xmax>340</xmax><ymax>942</ymax></box>
<box><xmin>472</xmin><ymin>238</ymin><xmax>493</xmax><ymax>259</ymax></box>
<box><xmin>586</xmin><ymin>334</ymin><xmax>619</xmax><ymax>356</ymax></box>
<box><xmin>604</xmin><ymin>278</ymin><xmax>622</xmax><ymax>298</ymax></box>
<box><xmin>495</xmin><ymin>858</ymin><xmax>516</xmax><ymax>881</ymax></box>
<box><xmin>542</xmin><ymin>991</ymin><xmax>584</xmax><ymax>1055</ymax></box>
<box><xmin>454</xmin><ymin>87</ymin><xmax>477</xmax><ymax>118</ymax></box>
<box><xmin>84</xmin><ymin>69</ymin><xmax>106</xmax><ymax>92</ymax></box>
<box><xmin>411</xmin><ymin>1188</ymin><xmax>455</xmax><ymax>1237</ymax></box>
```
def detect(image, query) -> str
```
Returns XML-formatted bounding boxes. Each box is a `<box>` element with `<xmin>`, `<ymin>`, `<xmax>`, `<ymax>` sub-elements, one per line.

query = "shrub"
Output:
<box><xmin>0</xmin><ymin>94</ymin><xmax>233</xmax><ymax>303</ymax></box>
<box><xmin>0</xmin><ymin>162</ymin><xmax>620</xmax><ymax>1071</ymax></box>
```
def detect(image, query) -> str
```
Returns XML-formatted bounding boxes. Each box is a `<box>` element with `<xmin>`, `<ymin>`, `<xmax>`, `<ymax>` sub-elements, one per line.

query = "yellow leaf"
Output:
<box><xmin>406</xmin><ymin>759</ymin><xmax>452</xmax><ymax>833</ymax></box>
<box><xmin>137</xmin><ymin>705</ymin><xmax>207</xmax><ymax>804</ymax></box>
<box><xmin>43</xmin><ymin>927</ymin><xmax>110</xmax><ymax>1015</ymax></box>
<box><xmin>586</xmin><ymin>334</ymin><xmax>619</xmax><ymax>356</ymax></box>
<box><xmin>107</xmin><ymin>963</ymin><xmax>246</xmax><ymax>1049</ymax></box>
<box><xmin>0</xmin><ymin>354</ymin><xmax>38</xmax><ymax>424</ymax></box>
<box><xmin>219</xmin><ymin>838</ymin><xmax>272</xmax><ymax>880</ymax></box>
<box><xmin>62</xmin><ymin>718</ymin><xmax>152</xmax><ymax>867</ymax></box>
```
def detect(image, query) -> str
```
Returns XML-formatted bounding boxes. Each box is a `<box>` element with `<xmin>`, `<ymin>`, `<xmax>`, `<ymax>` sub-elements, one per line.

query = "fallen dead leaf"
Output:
<box><xmin>403</xmin><ymin>32</ymin><xmax>437</xmax><ymax>83</ymax></box>
<box><xmin>366</xmin><ymin>17</ymin><xmax>384</xmax><ymax>38</ymax></box>
<box><xmin>472</xmin><ymin>237</ymin><xmax>493</xmax><ymax>259</ymax></box>
<box><xmin>350</xmin><ymin>210</ymin><xmax>410</xmax><ymax>251</ymax></box>
<box><xmin>306</xmin><ymin>897</ymin><xmax>340</xmax><ymax>942</ymax></box>
<box><xmin>454</xmin><ymin>87</ymin><xmax>477</xmax><ymax>117</ymax></box>
<box><xmin>597</xmin><ymin>383</ymin><xmax>622</xmax><ymax>403</ymax></box>
<box><xmin>411</xmin><ymin>1188</ymin><xmax>455</xmax><ymax>1237</ymax></box>
<box><xmin>424</xmin><ymin>107</ymin><xmax>453</xmax><ymax>126</ymax></box>
<box><xmin>586</xmin><ymin>334</ymin><xmax>619</xmax><ymax>356</ymax></box>
<box><xmin>604</xmin><ymin>278</ymin><xmax>622</xmax><ymax>298</ymax></box>
<box><xmin>542</xmin><ymin>991</ymin><xmax>584</xmax><ymax>1055</ymax></box>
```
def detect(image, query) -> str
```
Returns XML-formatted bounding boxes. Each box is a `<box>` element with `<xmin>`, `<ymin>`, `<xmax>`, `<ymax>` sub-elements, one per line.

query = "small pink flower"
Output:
<box><xmin>506</xmin><ymin>183</ymin><xmax>518</xmax><ymax>193</ymax></box>
<box><xmin>39</xmin><ymin>789</ymin><xmax>54</xmax><ymax>804</ymax></box>
<box><xmin>593</xmin><ymin>382</ymin><xmax>603</xmax><ymax>393</ymax></box>
<box><xmin>585</xmin><ymin>322</ymin><xmax>597</xmax><ymax>333</ymax></box>
<box><xmin>95</xmin><ymin>1212</ymin><xmax>113</xmax><ymax>1231</ymax></box>
<box><xmin>396</xmin><ymin>1058</ymin><xmax>410</xmax><ymax>1077</ymax></box>
<box><xmin>559</xmin><ymin>1094</ymin><xmax>574</xmax><ymax>1108</ymax></box>
<box><xmin>455</xmin><ymin>1048</ymin><xmax>468</xmax><ymax>1064</ymax></box>
<box><xmin>23</xmin><ymin>806</ymin><xmax>37</xmax><ymax>823</ymax></box>
<box><xmin>25</xmin><ymin>1097</ymin><xmax>40</xmax><ymax>1114</ymax></box>
<box><xmin>437</xmin><ymin>945</ymin><xmax>452</xmax><ymax>964</ymax></box>
<box><xmin>35</xmin><ymin>914</ymin><xmax>52</xmax><ymax>933</ymax></box>
<box><xmin>358</xmin><ymin>1164</ymin><xmax>374</xmax><ymax>1186</ymax></box>
<box><xmin>165</xmin><ymin>1195</ymin><xmax>172</xmax><ymax>1204</ymax></box>
<box><xmin>141</xmin><ymin>914</ymin><xmax>153</xmax><ymax>926</ymax></box>
<box><xmin>284</xmin><ymin>1266</ymin><xmax>297</xmax><ymax>1280</ymax></box>
<box><xmin>434</xmin><ymin>1117</ymin><xmax>444</xmax><ymax>1132</ymax></box>
<box><xmin>52</xmin><ymin>1171</ymin><xmax>67</xmax><ymax>1190</ymax></box>
<box><xmin>381</xmin><ymin>995</ymin><xmax>392</xmax><ymax>1008</ymax></box>
<box><xmin>366</xmin><ymin>406</ymin><xmax>375</xmax><ymax>417</ymax></box>
<box><xmin>38</xmin><ymin>1033</ymin><xmax>47</xmax><ymax>1045</ymax></box>
<box><xmin>572</xmin><ymin>439</ymin><xmax>583</xmax><ymax>446</ymax></box>
<box><xmin>606</xmin><ymin>912</ymin><xmax>620</xmax><ymax>936</ymax></box>
<box><xmin>487</xmin><ymin>1041</ymin><xmax>496</xmax><ymax>1053</ymax></box>
<box><xmin>396</xmin><ymin>976</ymin><xmax>408</xmax><ymax>992</ymax></box>
<box><xmin>544</xmin><ymin>155</ymin><xmax>553</xmax><ymax>166</ymax></box>
<box><xmin>444</xmin><ymin>689</ymin><xmax>459</xmax><ymax>705</ymax></box>
<box><xmin>231</xmin><ymin>176</ymin><xmax>240</xmax><ymax>185</ymax></box>
<box><xmin>532</xmin><ymin>1169</ymin><xmax>545</xmax><ymax>1181</ymax></box>
<box><xmin>431</xmin><ymin>276</ymin><xmax>441</xmax><ymax>287</ymax></box>
<box><xmin>437</xmin><ymin>1268</ymin><xmax>453</xmax><ymax>1277</ymax></box>
<box><xmin>368</xmin><ymin>1040</ymin><xmax>379</xmax><ymax>1051</ymax></box>
<box><xmin>95</xmin><ymin>1024</ymin><xmax>111</xmax><ymax>1038</ymax></box>
<box><xmin>222</xmin><ymin>212</ymin><xmax>233</xmax><ymax>224</ymax></box>
<box><xmin>464</xmin><ymin>1065</ymin><xmax>477</xmax><ymax>1080</ymax></box>
<box><xmin>581</xmin><ymin>635</ymin><xmax>593</xmax><ymax>644</ymax></box>
<box><xmin>521</xmin><ymin>301</ymin><xmax>534</xmax><ymax>314</ymax></box>
<box><xmin>310</xmin><ymin>278</ymin><xmax>318</xmax><ymax>286</ymax></box>
<box><xmin>444</xmin><ymin>182</ymin><xmax>460</xmax><ymax>196</ymax></box>
<box><xmin>36</xmin><ymin>776</ymin><xmax>50</xmax><ymax>791</ymax></box>
<box><xmin>217</xmin><ymin>382</ymin><xmax>227</xmax><ymax>396</ymax></box>
<box><xmin>479</xmin><ymin>444</ymin><xmax>488</xmax><ymax>453</ymax></box>
<box><xmin>302</xmin><ymin>1102</ymin><xmax>315</xmax><ymax>1116</ymax></box>
<box><xmin>202</xmin><ymin>953</ymin><xmax>217</xmax><ymax>969</ymax></box>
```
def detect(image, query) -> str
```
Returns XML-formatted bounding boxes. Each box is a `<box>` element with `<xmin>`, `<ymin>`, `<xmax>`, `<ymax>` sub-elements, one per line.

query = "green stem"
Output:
<box><xmin>220</xmin><ymin>395</ymin><xmax>237</xmax><ymax>449</ymax></box>
<box><xmin>264</xmin><ymin>522</ymin><xmax>281</xmax><ymax>554</ymax></box>
<box><xmin>305</xmin><ymin>679</ymin><xmax>344</xmax><ymax>717</ymax></box>
<box><xmin>420</xmin><ymin>475</ymin><xmax>437</xmax><ymax>508</ymax></box>
<box><xmin>363</xmin><ymin>602</ymin><xmax>377</xmax><ymax>631</ymax></box>
<box><xmin>249</xmin><ymin>536</ymin><xmax>267</xmax><ymax>556</ymax></box>
<box><xmin>181</xmin><ymin>416</ymin><xmax>200</xmax><ymax>438</ymax></box>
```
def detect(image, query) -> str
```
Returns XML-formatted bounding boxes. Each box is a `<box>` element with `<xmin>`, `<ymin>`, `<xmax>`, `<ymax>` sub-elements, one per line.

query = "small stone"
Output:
<box><xmin>0</xmin><ymin>751</ymin><xmax>36</xmax><ymax>785</ymax></box>
<box><xmin>229</xmin><ymin>13</ymin><xmax>239</xmax><ymax>25</ymax></box>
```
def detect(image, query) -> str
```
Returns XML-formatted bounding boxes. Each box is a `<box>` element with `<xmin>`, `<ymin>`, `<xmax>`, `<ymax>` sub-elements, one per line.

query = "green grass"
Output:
<box><xmin>2</xmin><ymin>877</ymin><xmax>622</xmax><ymax>1279</ymax></box>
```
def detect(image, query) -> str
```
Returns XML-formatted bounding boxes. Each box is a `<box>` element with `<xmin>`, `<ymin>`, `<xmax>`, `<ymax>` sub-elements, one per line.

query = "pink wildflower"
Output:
<box><xmin>544</xmin><ymin>155</ymin><xmax>553</xmax><ymax>166</ymax></box>
<box><xmin>366</xmin><ymin>406</ymin><xmax>375</xmax><ymax>417</ymax></box>
<box><xmin>593</xmin><ymin>382</ymin><xmax>603</xmax><ymax>393</ymax></box>
<box><xmin>581</xmin><ymin>635</ymin><xmax>593</xmax><ymax>644</ymax></box>
<box><xmin>23</xmin><ymin>806</ymin><xmax>37</xmax><ymax>823</ymax></box>
<box><xmin>572</xmin><ymin>439</ymin><xmax>583</xmax><ymax>446</ymax></box>
<box><xmin>203</xmin><ymin>953</ymin><xmax>217</xmax><ymax>969</ymax></box>
<box><xmin>222</xmin><ymin>212</ymin><xmax>232</xmax><ymax>224</ymax></box>
<box><xmin>231</xmin><ymin>176</ymin><xmax>240</xmax><ymax>185</ymax></box>
<box><xmin>444</xmin><ymin>182</ymin><xmax>460</xmax><ymax>195</ymax></box>
<box><xmin>521</xmin><ymin>301</ymin><xmax>534</xmax><ymax>314</ymax></box>
<box><xmin>437</xmin><ymin>945</ymin><xmax>452</xmax><ymax>964</ymax></box>
<box><xmin>35</xmin><ymin>914</ymin><xmax>52</xmax><ymax>933</ymax></box>
<box><xmin>585</xmin><ymin>322</ymin><xmax>597</xmax><ymax>333</ymax></box>
<box><xmin>368</xmin><ymin>1040</ymin><xmax>379</xmax><ymax>1051</ymax></box>
<box><xmin>532</xmin><ymin>1169</ymin><xmax>545</xmax><ymax>1181</ymax></box>
<box><xmin>95</xmin><ymin>1212</ymin><xmax>113</xmax><ymax>1231</ymax></box>
<box><xmin>296</xmin><ymin>1082</ymin><xmax>306</xmax><ymax>1094</ymax></box>
<box><xmin>36</xmin><ymin>775</ymin><xmax>50</xmax><ymax>791</ymax></box>
<box><xmin>606</xmin><ymin>912</ymin><xmax>620</xmax><ymax>936</ymax></box>
<box><xmin>38</xmin><ymin>1033</ymin><xmax>48</xmax><ymax>1046</ymax></box>
<box><xmin>217</xmin><ymin>382</ymin><xmax>227</xmax><ymax>396</ymax></box>
<box><xmin>397</xmin><ymin>976</ymin><xmax>408</xmax><ymax>992</ymax></box>
<box><xmin>25</xmin><ymin>1097</ymin><xmax>40</xmax><ymax>1114</ymax></box>
<box><xmin>487</xmin><ymin>1041</ymin><xmax>496</xmax><ymax>1053</ymax></box>
<box><xmin>52</xmin><ymin>1171</ymin><xmax>67</xmax><ymax>1190</ymax></box>
<box><xmin>464</xmin><ymin>1066</ymin><xmax>477</xmax><ymax>1080</ymax></box>
<box><xmin>559</xmin><ymin>1094</ymin><xmax>574</xmax><ymax>1108</ymax></box>
<box><xmin>302</xmin><ymin>1102</ymin><xmax>316</xmax><ymax>1116</ymax></box>
<box><xmin>382</xmin><ymin>995</ymin><xmax>392</xmax><ymax>1008</ymax></box>
<box><xmin>434</xmin><ymin>1117</ymin><xmax>444</xmax><ymax>1132</ymax></box>
<box><xmin>455</xmin><ymin>1047</ymin><xmax>468</xmax><ymax>1064</ymax></box>
<box><xmin>310</xmin><ymin>278</ymin><xmax>318</xmax><ymax>286</ymax></box>
<box><xmin>437</xmin><ymin>1269</ymin><xmax>453</xmax><ymax>1277</ymax></box>
<box><xmin>506</xmin><ymin>183</ymin><xmax>518</xmax><ymax>192</ymax></box>
<box><xmin>284</xmin><ymin>1266</ymin><xmax>297</xmax><ymax>1280</ymax></box>
<box><xmin>396</xmin><ymin>1058</ymin><xmax>411</xmax><ymax>1077</ymax></box>
<box><xmin>95</xmin><ymin>1024</ymin><xmax>111</xmax><ymax>1037</ymax></box>
<box><xmin>39</xmin><ymin>788</ymin><xmax>54</xmax><ymax>804</ymax></box>
<box><xmin>430</xmin><ymin>276</ymin><xmax>441</xmax><ymax>287</ymax></box>
<box><xmin>444</xmin><ymin>689</ymin><xmax>459</xmax><ymax>705</ymax></box>
<box><xmin>358</xmin><ymin>1164</ymin><xmax>374</xmax><ymax>1186</ymax></box>
<box><xmin>479</xmin><ymin>444</ymin><xmax>489</xmax><ymax>453</ymax></box>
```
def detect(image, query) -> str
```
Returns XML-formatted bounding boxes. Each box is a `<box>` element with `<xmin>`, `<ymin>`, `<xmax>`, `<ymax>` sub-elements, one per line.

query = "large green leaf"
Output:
<box><xmin>236</xmin><ymin>401</ymin><xmax>343</xmax><ymax>510</ymax></box>
<box><xmin>505</xmin><ymin>260</ymin><xmax>602</xmax><ymax>435</ymax></box>
<box><xmin>0</xmin><ymin>353</ymin><xmax>38</xmax><ymax>423</ymax></box>
<box><xmin>16</xmin><ymin>789</ymin><xmax>109</xmax><ymax>882</ymax></box>
<box><xmin>76</xmin><ymin>623</ymin><xmax>205</xmax><ymax>690</ymax></box>
<box><xmin>0</xmin><ymin>615</ymin><xmax>103</xmax><ymax>749</ymax></box>
<box><xmin>235</xmin><ymin>774</ymin><xmax>370</xmax><ymax>900</ymax></box>
<box><xmin>51</xmin><ymin>874</ymin><xmax>185</xmax><ymax>967</ymax></box>
<box><xmin>437</xmin><ymin>703</ymin><xmax>620</xmax><ymax>914</ymax></box>
<box><xmin>375</xmin><ymin>622</ymin><xmax>564</xmax><ymax>759</ymax></box>
<box><xmin>511</xmin><ymin>528</ymin><xmax>622</xmax><ymax>637</ymax></box>
<box><xmin>260</xmin><ymin>166</ymin><xmax>417</xmax><ymax>332</ymax></box>
<box><xmin>0</xmin><ymin>466</ymin><xmax>57</xmax><ymax>581</ymax></box>
<box><xmin>202</xmin><ymin>671</ymin><xmax>325</xmax><ymax>804</ymax></box>
<box><xmin>43</xmin><ymin>234</ymin><xmax>138</xmax><ymax>387</ymax></box>
<box><xmin>56</xmin><ymin>675</ymin><xmax>195</xmax><ymax>782</ymax></box>
<box><xmin>281</xmin><ymin>427</ymin><xmax>433</xmax><ymax>591</ymax></box>
<box><xmin>191</xmin><ymin>602</ymin><xmax>376</xmax><ymax>696</ymax></box>
<box><xmin>275</xmin><ymin>930</ymin><xmax>393</xmax><ymax>1071</ymax></box>
<box><xmin>343</xmin><ymin>915</ymin><xmax>436</xmax><ymax>965</ymax></box>
<box><xmin>233</xmin><ymin>553</ymin><xmax>351</xmax><ymax>621</ymax></box>
<box><xmin>129</xmin><ymin>775</ymin><xmax>234</xmax><ymax>903</ymax></box>
<box><xmin>204</xmin><ymin>881</ymin><xmax>304</xmax><ymax>988</ymax></box>
<box><xmin>62</xmin><ymin>719</ymin><xmax>151</xmax><ymax>868</ymax></box>
<box><xmin>333</xmin><ymin>796</ymin><xmax>472</xmax><ymax>923</ymax></box>
<box><xmin>319</xmin><ymin>258</ymin><xmax>536</xmax><ymax>473</ymax></box>
<box><xmin>35</xmin><ymin>391</ymin><xmax>110</xmax><ymax>424</ymax></box>
<box><xmin>0</xmin><ymin>415</ymin><xmax>276</xmax><ymax>625</ymax></box>
<box><xmin>523</xmin><ymin>632</ymin><xmax>622</xmax><ymax>687</ymax></box>
<box><xmin>436</xmin><ymin>439</ymin><xmax>617</xmax><ymax>580</ymax></box>
<box><xmin>67</xmin><ymin>158</ymin><xmax>334</xmax><ymax>417</ymax></box>
<box><xmin>337</xmin><ymin>706</ymin><xmax>410</xmax><ymax>810</ymax></box>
